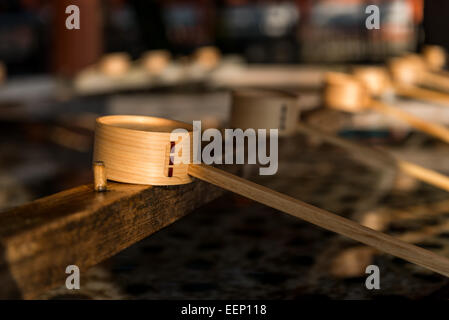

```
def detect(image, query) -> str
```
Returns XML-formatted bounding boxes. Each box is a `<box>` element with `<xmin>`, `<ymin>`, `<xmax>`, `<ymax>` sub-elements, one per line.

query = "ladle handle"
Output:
<box><xmin>296</xmin><ymin>123</ymin><xmax>449</xmax><ymax>193</ymax></box>
<box><xmin>394</xmin><ymin>84</ymin><xmax>449</xmax><ymax>106</ymax></box>
<box><xmin>188</xmin><ymin>164</ymin><xmax>449</xmax><ymax>277</ymax></box>
<box><xmin>369</xmin><ymin>100</ymin><xmax>449</xmax><ymax>144</ymax></box>
<box><xmin>421</xmin><ymin>72</ymin><xmax>449</xmax><ymax>93</ymax></box>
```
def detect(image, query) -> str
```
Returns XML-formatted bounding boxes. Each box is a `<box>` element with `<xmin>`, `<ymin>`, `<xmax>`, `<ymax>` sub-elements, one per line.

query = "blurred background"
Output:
<box><xmin>4</xmin><ymin>0</ymin><xmax>449</xmax><ymax>299</ymax></box>
<box><xmin>0</xmin><ymin>0</ymin><xmax>431</xmax><ymax>74</ymax></box>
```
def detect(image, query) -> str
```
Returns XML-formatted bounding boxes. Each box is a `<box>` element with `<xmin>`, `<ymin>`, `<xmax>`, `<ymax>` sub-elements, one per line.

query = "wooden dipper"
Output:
<box><xmin>422</xmin><ymin>45</ymin><xmax>446</xmax><ymax>71</ymax></box>
<box><xmin>98</xmin><ymin>52</ymin><xmax>131</xmax><ymax>77</ymax></box>
<box><xmin>230</xmin><ymin>89</ymin><xmax>300</xmax><ymax>136</ymax></box>
<box><xmin>324</xmin><ymin>72</ymin><xmax>371</xmax><ymax>112</ymax></box>
<box><xmin>352</xmin><ymin>66</ymin><xmax>392</xmax><ymax>97</ymax></box>
<box><xmin>140</xmin><ymin>50</ymin><xmax>171</xmax><ymax>75</ymax></box>
<box><xmin>389</xmin><ymin>54</ymin><xmax>427</xmax><ymax>87</ymax></box>
<box><xmin>93</xmin><ymin>114</ymin><xmax>449</xmax><ymax>277</ymax></box>
<box><xmin>94</xmin><ymin>115</ymin><xmax>192</xmax><ymax>185</ymax></box>
<box><xmin>93</xmin><ymin>161</ymin><xmax>107</xmax><ymax>191</ymax></box>
<box><xmin>353</xmin><ymin>66</ymin><xmax>449</xmax><ymax>106</ymax></box>
<box><xmin>324</xmin><ymin>72</ymin><xmax>449</xmax><ymax>144</ymax></box>
<box><xmin>296</xmin><ymin>122</ymin><xmax>449</xmax><ymax>195</ymax></box>
<box><xmin>389</xmin><ymin>54</ymin><xmax>449</xmax><ymax>92</ymax></box>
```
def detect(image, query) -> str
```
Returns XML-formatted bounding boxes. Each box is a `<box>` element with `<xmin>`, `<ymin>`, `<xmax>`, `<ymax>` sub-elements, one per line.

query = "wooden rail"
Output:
<box><xmin>0</xmin><ymin>172</ymin><xmax>234</xmax><ymax>299</ymax></box>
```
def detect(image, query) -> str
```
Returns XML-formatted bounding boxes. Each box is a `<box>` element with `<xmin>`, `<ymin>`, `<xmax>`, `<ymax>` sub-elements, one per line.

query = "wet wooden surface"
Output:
<box><xmin>0</xmin><ymin>172</ymin><xmax>236</xmax><ymax>299</ymax></box>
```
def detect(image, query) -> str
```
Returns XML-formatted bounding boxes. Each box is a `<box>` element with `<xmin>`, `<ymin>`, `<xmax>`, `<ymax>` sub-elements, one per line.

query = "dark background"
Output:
<box><xmin>1</xmin><ymin>0</ymin><xmax>445</xmax><ymax>76</ymax></box>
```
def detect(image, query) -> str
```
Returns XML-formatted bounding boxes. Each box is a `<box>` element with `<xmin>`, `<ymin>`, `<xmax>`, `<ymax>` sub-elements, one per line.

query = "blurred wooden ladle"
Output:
<box><xmin>229</xmin><ymin>87</ymin><xmax>449</xmax><ymax>194</ymax></box>
<box><xmin>389</xmin><ymin>53</ymin><xmax>449</xmax><ymax>93</ymax></box>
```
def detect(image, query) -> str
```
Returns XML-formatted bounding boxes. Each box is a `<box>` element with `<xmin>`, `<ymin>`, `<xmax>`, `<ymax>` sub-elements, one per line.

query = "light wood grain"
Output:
<box><xmin>188</xmin><ymin>164</ymin><xmax>449</xmax><ymax>278</ymax></box>
<box><xmin>390</xmin><ymin>54</ymin><xmax>449</xmax><ymax>92</ymax></box>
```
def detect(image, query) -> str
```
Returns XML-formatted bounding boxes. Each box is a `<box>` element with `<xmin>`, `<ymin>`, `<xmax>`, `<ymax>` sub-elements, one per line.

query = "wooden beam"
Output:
<box><xmin>0</xmin><ymin>173</ymin><xmax>233</xmax><ymax>299</ymax></box>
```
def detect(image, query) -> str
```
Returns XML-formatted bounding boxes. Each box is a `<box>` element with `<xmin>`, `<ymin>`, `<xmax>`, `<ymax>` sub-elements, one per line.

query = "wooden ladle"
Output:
<box><xmin>98</xmin><ymin>52</ymin><xmax>131</xmax><ymax>78</ymax></box>
<box><xmin>353</xmin><ymin>65</ymin><xmax>449</xmax><ymax>107</ymax></box>
<box><xmin>325</xmin><ymin>72</ymin><xmax>449</xmax><ymax>144</ymax></box>
<box><xmin>389</xmin><ymin>53</ymin><xmax>449</xmax><ymax>93</ymax></box>
<box><xmin>229</xmin><ymin>88</ymin><xmax>449</xmax><ymax>197</ymax></box>
<box><xmin>93</xmin><ymin>114</ymin><xmax>449</xmax><ymax>277</ymax></box>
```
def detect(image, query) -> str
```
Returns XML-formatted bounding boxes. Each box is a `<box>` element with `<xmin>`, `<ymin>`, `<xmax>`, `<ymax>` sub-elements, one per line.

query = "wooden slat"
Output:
<box><xmin>0</xmin><ymin>174</ymin><xmax>232</xmax><ymax>299</ymax></box>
